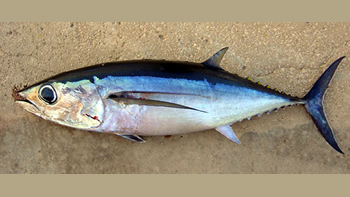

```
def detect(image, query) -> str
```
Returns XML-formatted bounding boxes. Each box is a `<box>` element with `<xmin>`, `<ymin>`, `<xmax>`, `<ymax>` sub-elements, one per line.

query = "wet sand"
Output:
<box><xmin>1</xmin><ymin>22</ymin><xmax>349</xmax><ymax>173</ymax></box>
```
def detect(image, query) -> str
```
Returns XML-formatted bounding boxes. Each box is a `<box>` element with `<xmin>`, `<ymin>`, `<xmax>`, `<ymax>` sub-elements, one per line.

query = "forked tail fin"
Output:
<box><xmin>303</xmin><ymin>56</ymin><xmax>345</xmax><ymax>154</ymax></box>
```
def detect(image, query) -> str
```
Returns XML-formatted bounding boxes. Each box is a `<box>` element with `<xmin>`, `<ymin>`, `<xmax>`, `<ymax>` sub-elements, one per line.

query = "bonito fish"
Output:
<box><xmin>13</xmin><ymin>48</ymin><xmax>345</xmax><ymax>153</ymax></box>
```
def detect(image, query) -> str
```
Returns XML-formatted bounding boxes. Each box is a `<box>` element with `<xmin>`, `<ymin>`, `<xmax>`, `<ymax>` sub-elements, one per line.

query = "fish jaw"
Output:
<box><xmin>15</xmin><ymin>92</ymin><xmax>42</xmax><ymax>118</ymax></box>
<box><xmin>14</xmin><ymin>87</ymin><xmax>45</xmax><ymax>118</ymax></box>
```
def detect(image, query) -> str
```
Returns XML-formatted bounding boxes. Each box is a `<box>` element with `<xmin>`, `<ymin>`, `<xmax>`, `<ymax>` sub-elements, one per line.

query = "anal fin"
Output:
<box><xmin>117</xmin><ymin>134</ymin><xmax>146</xmax><ymax>143</ymax></box>
<box><xmin>215</xmin><ymin>125</ymin><xmax>240</xmax><ymax>144</ymax></box>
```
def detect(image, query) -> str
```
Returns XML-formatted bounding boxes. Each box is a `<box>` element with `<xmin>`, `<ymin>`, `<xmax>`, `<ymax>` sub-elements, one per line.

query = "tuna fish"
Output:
<box><xmin>13</xmin><ymin>48</ymin><xmax>345</xmax><ymax>153</ymax></box>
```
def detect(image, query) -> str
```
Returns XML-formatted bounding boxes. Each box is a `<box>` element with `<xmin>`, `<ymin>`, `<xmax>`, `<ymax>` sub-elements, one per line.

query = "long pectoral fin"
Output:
<box><xmin>117</xmin><ymin>134</ymin><xmax>146</xmax><ymax>143</ymax></box>
<box><xmin>216</xmin><ymin>125</ymin><xmax>240</xmax><ymax>144</ymax></box>
<box><xmin>108</xmin><ymin>94</ymin><xmax>207</xmax><ymax>113</ymax></box>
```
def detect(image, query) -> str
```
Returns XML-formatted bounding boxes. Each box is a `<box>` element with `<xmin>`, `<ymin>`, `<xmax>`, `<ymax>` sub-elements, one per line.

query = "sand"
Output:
<box><xmin>1</xmin><ymin>22</ymin><xmax>349</xmax><ymax>173</ymax></box>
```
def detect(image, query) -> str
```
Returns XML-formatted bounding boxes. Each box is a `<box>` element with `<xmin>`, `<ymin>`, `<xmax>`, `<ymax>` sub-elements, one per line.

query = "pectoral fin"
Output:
<box><xmin>215</xmin><ymin>125</ymin><xmax>240</xmax><ymax>144</ymax></box>
<box><xmin>108</xmin><ymin>95</ymin><xmax>207</xmax><ymax>113</ymax></box>
<box><xmin>117</xmin><ymin>134</ymin><xmax>146</xmax><ymax>143</ymax></box>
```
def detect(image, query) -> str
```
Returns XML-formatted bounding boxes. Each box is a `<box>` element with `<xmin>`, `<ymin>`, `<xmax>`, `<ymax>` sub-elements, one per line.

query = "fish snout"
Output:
<box><xmin>13</xmin><ymin>85</ymin><xmax>40</xmax><ymax>114</ymax></box>
<box><xmin>12</xmin><ymin>85</ymin><xmax>27</xmax><ymax>102</ymax></box>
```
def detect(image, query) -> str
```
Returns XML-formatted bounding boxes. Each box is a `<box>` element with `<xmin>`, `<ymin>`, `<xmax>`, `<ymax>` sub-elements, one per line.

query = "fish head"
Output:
<box><xmin>13</xmin><ymin>80</ymin><xmax>104</xmax><ymax>130</ymax></box>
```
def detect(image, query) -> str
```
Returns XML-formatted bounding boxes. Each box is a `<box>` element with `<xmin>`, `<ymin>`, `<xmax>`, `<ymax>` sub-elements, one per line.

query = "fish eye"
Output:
<box><xmin>38</xmin><ymin>85</ymin><xmax>57</xmax><ymax>104</ymax></box>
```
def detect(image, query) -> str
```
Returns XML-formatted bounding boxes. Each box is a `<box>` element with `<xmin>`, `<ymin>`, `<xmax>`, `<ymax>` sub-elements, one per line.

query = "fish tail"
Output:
<box><xmin>303</xmin><ymin>56</ymin><xmax>345</xmax><ymax>154</ymax></box>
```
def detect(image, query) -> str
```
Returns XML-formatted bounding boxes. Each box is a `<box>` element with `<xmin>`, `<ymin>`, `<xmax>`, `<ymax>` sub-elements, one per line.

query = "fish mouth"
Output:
<box><xmin>12</xmin><ymin>85</ymin><xmax>27</xmax><ymax>101</ymax></box>
<box><xmin>15</xmin><ymin>98</ymin><xmax>40</xmax><ymax>115</ymax></box>
<box><xmin>12</xmin><ymin>85</ymin><xmax>40</xmax><ymax>112</ymax></box>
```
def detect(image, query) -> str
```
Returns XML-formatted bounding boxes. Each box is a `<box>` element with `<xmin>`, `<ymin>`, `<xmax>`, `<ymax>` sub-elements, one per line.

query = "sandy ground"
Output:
<box><xmin>0</xmin><ymin>22</ymin><xmax>349</xmax><ymax>173</ymax></box>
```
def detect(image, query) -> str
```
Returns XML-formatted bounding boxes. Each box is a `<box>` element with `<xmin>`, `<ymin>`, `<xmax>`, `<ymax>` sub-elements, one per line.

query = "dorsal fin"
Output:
<box><xmin>202</xmin><ymin>47</ymin><xmax>229</xmax><ymax>70</ymax></box>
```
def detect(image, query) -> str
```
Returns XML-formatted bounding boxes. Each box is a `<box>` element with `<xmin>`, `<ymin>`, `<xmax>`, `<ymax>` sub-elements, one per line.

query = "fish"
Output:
<box><xmin>13</xmin><ymin>47</ymin><xmax>345</xmax><ymax>153</ymax></box>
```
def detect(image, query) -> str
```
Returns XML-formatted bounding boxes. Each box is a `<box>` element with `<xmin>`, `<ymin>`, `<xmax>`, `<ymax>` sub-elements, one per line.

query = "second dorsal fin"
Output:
<box><xmin>202</xmin><ymin>47</ymin><xmax>229</xmax><ymax>70</ymax></box>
